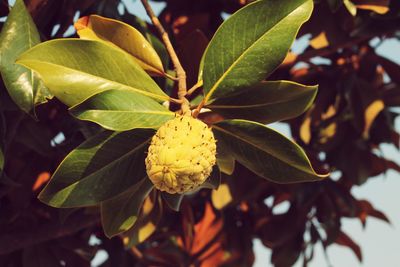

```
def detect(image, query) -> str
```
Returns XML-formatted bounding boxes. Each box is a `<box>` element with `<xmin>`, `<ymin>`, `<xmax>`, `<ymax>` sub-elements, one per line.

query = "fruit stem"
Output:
<box><xmin>140</xmin><ymin>0</ymin><xmax>190</xmax><ymax>114</ymax></box>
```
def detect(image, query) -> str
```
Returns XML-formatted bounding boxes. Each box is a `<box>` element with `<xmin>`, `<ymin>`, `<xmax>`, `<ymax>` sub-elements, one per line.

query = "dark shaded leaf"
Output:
<box><xmin>335</xmin><ymin>231</ymin><xmax>363</xmax><ymax>262</ymax></box>
<box><xmin>208</xmin><ymin>81</ymin><xmax>317</xmax><ymax>124</ymax></box>
<box><xmin>212</xmin><ymin>120</ymin><xmax>327</xmax><ymax>183</ymax></box>
<box><xmin>101</xmin><ymin>178</ymin><xmax>153</xmax><ymax>238</ymax></box>
<box><xmin>38</xmin><ymin>129</ymin><xmax>154</xmax><ymax>207</ymax></box>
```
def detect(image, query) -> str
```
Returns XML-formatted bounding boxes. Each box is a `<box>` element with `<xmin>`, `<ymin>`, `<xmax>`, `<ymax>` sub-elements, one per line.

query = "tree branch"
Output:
<box><xmin>140</xmin><ymin>0</ymin><xmax>190</xmax><ymax>114</ymax></box>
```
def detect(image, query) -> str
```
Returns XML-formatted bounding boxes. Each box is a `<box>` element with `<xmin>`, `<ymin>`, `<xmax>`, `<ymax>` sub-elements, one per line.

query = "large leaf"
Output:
<box><xmin>0</xmin><ymin>0</ymin><xmax>51</xmax><ymax>113</ymax></box>
<box><xmin>208</xmin><ymin>81</ymin><xmax>317</xmax><ymax>124</ymax></box>
<box><xmin>123</xmin><ymin>194</ymin><xmax>163</xmax><ymax>247</ymax></box>
<box><xmin>75</xmin><ymin>15</ymin><xmax>165</xmax><ymax>76</ymax></box>
<box><xmin>16</xmin><ymin>39</ymin><xmax>168</xmax><ymax>107</ymax></box>
<box><xmin>101</xmin><ymin>178</ymin><xmax>154</xmax><ymax>238</ymax></box>
<box><xmin>201</xmin><ymin>0</ymin><xmax>313</xmax><ymax>103</ymax></box>
<box><xmin>70</xmin><ymin>89</ymin><xmax>174</xmax><ymax>131</ymax></box>
<box><xmin>212</xmin><ymin>120</ymin><xmax>327</xmax><ymax>183</ymax></box>
<box><xmin>38</xmin><ymin>129</ymin><xmax>154</xmax><ymax>207</ymax></box>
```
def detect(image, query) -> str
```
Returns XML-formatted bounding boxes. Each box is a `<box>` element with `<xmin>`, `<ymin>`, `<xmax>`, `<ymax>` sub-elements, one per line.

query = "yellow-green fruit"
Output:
<box><xmin>145</xmin><ymin>115</ymin><xmax>217</xmax><ymax>194</ymax></box>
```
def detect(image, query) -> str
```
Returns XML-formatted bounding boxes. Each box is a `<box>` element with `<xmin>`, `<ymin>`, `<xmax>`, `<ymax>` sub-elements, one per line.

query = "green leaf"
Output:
<box><xmin>212</xmin><ymin>120</ymin><xmax>327</xmax><ymax>183</ymax></box>
<box><xmin>123</xmin><ymin>194</ymin><xmax>162</xmax><ymax>247</ymax></box>
<box><xmin>16</xmin><ymin>39</ymin><xmax>168</xmax><ymax>107</ymax></box>
<box><xmin>75</xmin><ymin>15</ymin><xmax>165</xmax><ymax>76</ymax></box>
<box><xmin>0</xmin><ymin>0</ymin><xmax>51</xmax><ymax>113</ymax></box>
<box><xmin>38</xmin><ymin>129</ymin><xmax>154</xmax><ymax>208</ymax></box>
<box><xmin>101</xmin><ymin>178</ymin><xmax>153</xmax><ymax>238</ymax></box>
<box><xmin>202</xmin><ymin>0</ymin><xmax>313</xmax><ymax>103</ymax></box>
<box><xmin>344</xmin><ymin>0</ymin><xmax>357</xmax><ymax>16</ymax></box>
<box><xmin>208</xmin><ymin>81</ymin><xmax>317</xmax><ymax>124</ymax></box>
<box><xmin>216</xmin><ymin>147</ymin><xmax>235</xmax><ymax>175</ymax></box>
<box><xmin>161</xmin><ymin>192</ymin><xmax>184</xmax><ymax>212</ymax></box>
<box><xmin>200</xmin><ymin>166</ymin><xmax>222</xmax><ymax>190</ymax></box>
<box><xmin>70</xmin><ymin>89</ymin><xmax>174</xmax><ymax>131</ymax></box>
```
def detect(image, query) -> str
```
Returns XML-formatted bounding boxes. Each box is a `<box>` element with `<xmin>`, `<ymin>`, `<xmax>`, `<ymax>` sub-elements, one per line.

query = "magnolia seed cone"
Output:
<box><xmin>145</xmin><ymin>115</ymin><xmax>217</xmax><ymax>194</ymax></box>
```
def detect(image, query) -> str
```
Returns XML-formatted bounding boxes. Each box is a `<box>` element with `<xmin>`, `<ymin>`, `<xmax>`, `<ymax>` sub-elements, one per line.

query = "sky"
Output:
<box><xmin>5</xmin><ymin>0</ymin><xmax>400</xmax><ymax>266</ymax></box>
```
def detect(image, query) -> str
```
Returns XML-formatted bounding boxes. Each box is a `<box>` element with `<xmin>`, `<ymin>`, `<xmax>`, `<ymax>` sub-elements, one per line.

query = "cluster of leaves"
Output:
<box><xmin>0</xmin><ymin>0</ymin><xmax>399</xmax><ymax>266</ymax></box>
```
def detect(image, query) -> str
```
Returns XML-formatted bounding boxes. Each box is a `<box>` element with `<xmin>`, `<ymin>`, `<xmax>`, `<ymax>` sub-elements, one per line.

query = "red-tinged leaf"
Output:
<box><xmin>357</xmin><ymin>200</ymin><xmax>391</xmax><ymax>227</ymax></box>
<box><xmin>32</xmin><ymin>172</ymin><xmax>51</xmax><ymax>191</ymax></box>
<box><xmin>191</xmin><ymin>203</ymin><xmax>223</xmax><ymax>255</ymax></box>
<box><xmin>370</xmin><ymin>154</ymin><xmax>400</xmax><ymax>176</ymax></box>
<box><xmin>335</xmin><ymin>231</ymin><xmax>363</xmax><ymax>262</ymax></box>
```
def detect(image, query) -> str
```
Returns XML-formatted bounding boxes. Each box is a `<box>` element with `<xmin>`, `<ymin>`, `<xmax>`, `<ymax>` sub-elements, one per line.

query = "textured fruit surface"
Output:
<box><xmin>145</xmin><ymin>115</ymin><xmax>217</xmax><ymax>194</ymax></box>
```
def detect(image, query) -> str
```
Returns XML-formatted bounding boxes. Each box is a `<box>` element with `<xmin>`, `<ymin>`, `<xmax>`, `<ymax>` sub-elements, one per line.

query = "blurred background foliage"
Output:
<box><xmin>0</xmin><ymin>0</ymin><xmax>399</xmax><ymax>266</ymax></box>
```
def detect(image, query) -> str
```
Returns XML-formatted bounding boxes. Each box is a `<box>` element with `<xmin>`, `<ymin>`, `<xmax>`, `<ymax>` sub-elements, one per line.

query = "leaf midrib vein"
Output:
<box><xmin>205</xmin><ymin>1</ymin><xmax>307</xmax><ymax>103</ymax></box>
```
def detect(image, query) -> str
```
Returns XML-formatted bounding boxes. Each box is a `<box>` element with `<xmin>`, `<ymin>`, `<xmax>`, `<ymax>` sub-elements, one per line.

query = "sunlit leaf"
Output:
<box><xmin>310</xmin><ymin>32</ymin><xmax>329</xmax><ymax>49</ymax></box>
<box><xmin>38</xmin><ymin>129</ymin><xmax>154</xmax><ymax>208</ymax></box>
<box><xmin>75</xmin><ymin>15</ymin><xmax>165</xmax><ymax>76</ymax></box>
<box><xmin>0</xmin><ymin>0</ymin><xmax>51</xmax><ymax>113</ymax></box>
<box><xmin>300</xmin><ymin>116</ymin><xmax>312</xmax><ymax>144</ymax></box>
<box><xmin>353</xmin><ymin>0</ymin><xmax>389</xmax><ymax>14</ymax></box>
<box><xmin>211</xmin><ymin>184</ymin><xmax>233</xmax><ymax>210</ymax></box>
<box><xmin>363</xmin><ymin>100</ymin><xmax>384</xmax><ymax>138</ymax></box>
<box><xmin>208</xmin><ymin>81</ymin><xmax>317</xmax><ymax>124</ymax></box>
<box><xmin>212</xmin><ymin>120</ymin><xmax>327</xmax><ymax>183</ymax></box>
<box><xmin>70</xmin><ymin>89</ymin><xmax>174</xmax><ymax>131</ymax></box>
<box><xmin>17</xmin><ymin>39</ymin><xmax>168</xmax><ymax>107</ymax></box>
<box><xmin>201</xmin><ymin>0</ymin><xmax>313</xmax><ymax>103</ymax></box>
<box><xmin>101</xmin><ymin>178</ymin><xmax>153</xmax><ymax>238</ymax></box>
<box><xmin>344</xmin><ymin>0</ymin><xmax>357</xmax><ymax>16</ymax></box>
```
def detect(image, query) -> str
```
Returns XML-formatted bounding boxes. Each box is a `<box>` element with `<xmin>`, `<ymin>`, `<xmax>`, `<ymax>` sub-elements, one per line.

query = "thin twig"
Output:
<box><xmin>140</xmin><ymin>0</ymin><xmax>190</xmax><ymax>114</ymax></box>
<box><xmin>186</xmin><ymin>80</ymin><xmax>203</xmax><ymax>96</ymax></box>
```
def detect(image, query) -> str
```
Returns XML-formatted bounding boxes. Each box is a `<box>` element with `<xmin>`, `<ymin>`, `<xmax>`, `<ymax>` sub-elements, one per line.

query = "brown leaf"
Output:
<box><xmin>335</xmin><ymin>231</ymin><xmax>363</xmax><ymax>262</ymax></box>
<box><xmin>357</xmin><ymin>200</ymin><xmax>390</xmax><ymax>227</ymax></box>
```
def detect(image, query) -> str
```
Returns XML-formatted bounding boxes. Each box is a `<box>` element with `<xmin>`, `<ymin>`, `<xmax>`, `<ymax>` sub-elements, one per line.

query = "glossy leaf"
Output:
<box><xmin>0</xmin><ymin>0</ymin><xmax>51</xmax><ymax>113</ymax></box>
<box><xmin>101</xmin><ymin>178</ymin><xmax>153</xmax><ymax>238</ymax></box>
<box><xmin>17</xmin><ymin>39</ymin><xmax>168</xmax><ymax>107</ymax></box>
<box><xmin>75</xmin><ymin>15</ymin><xmax>165</xmax><ymax>76</ymax></box>
<box><xmin>202</xmin><ymin>0</ymin><xmax>313</xmax><ymax>103</ymax></box>
<box><xmin>208</xmin><ymin>81</ymin><xmax>317</xmax><ymax>124</ymax></box>
<box><xmin>38</xmin><ymin>129</ymin><xmax>154</xmax><ymax>208</ymax></box>
<box><xmin>70</xmin><ymin>89</ymin><xmax>174</xmax><ymax>131</ymax></box>
<box><xmin>212</xmin><ymin>120</ymin><xmax>327</xmax><ymax>183</ymax></box>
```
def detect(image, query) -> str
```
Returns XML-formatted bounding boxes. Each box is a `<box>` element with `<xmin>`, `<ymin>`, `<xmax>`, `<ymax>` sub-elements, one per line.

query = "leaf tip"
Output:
<box><xmin>74</xmin><ymin>16</ymin><xmax>90</xmax><ymax>31</ymax></box>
